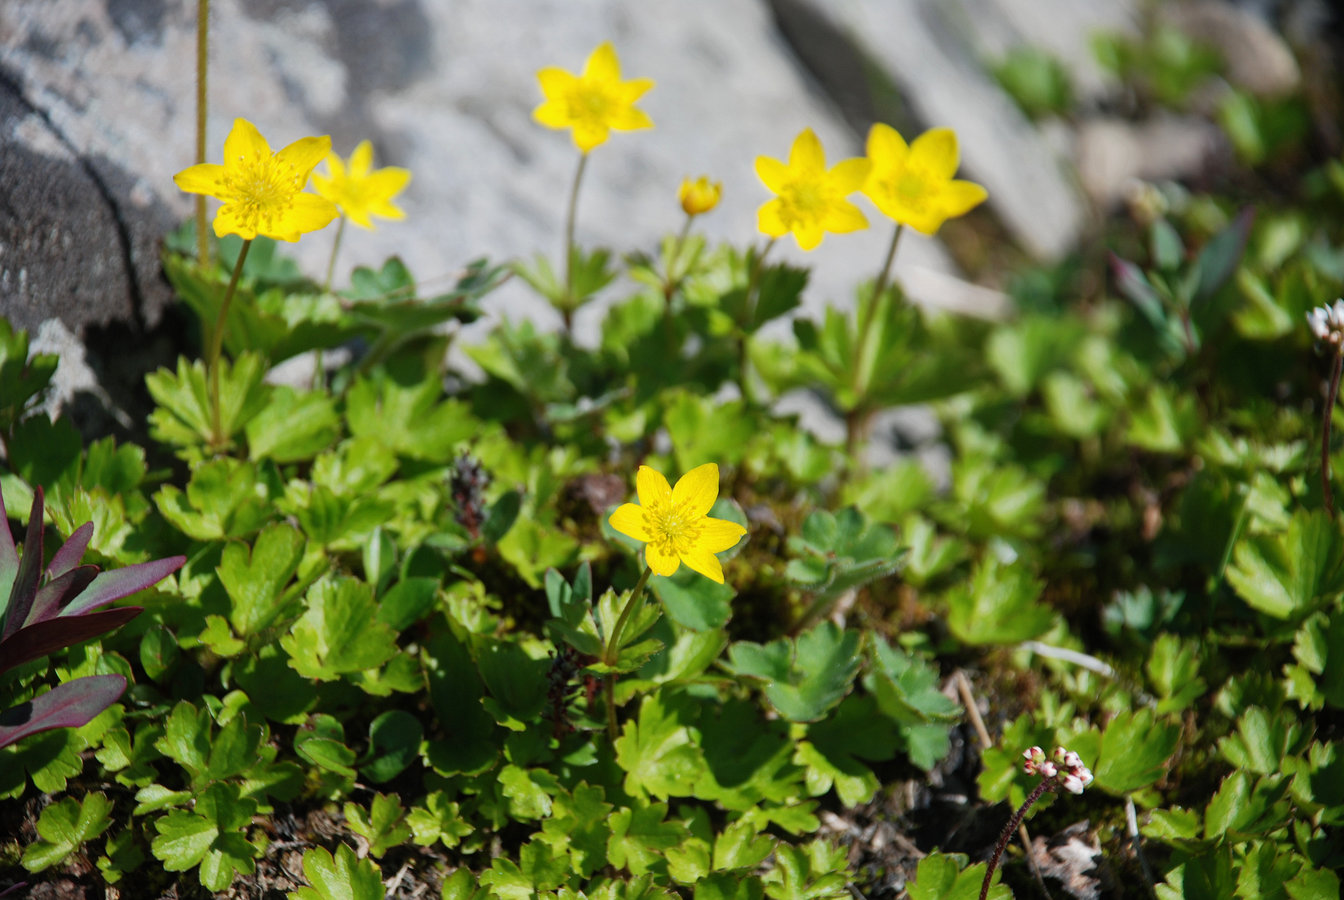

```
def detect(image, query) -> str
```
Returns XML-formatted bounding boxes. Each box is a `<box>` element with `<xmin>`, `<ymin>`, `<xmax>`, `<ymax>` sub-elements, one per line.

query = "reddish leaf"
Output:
<box><xmin>62</xmin><ymin>556</ymin><xmax>184</xmax><ymax>618</ymax></box>
<box><xmin>0</xmin><ymin>607</ymin><xmax>142</xmax><ymax>676</ymax></box>
<box><xmin>46</xmin><ymin>521</ymin><xmax>93</xmax><ymax>581</ymax></box>
<box><xmin>2</xmin><ymin>488</ymin><xmax>46</xmax><ymax>643</ymax></box>
<box><xmin>0</xmin><ymin>674</ymin><xmax>127</xmax><ymax>750</ymax></box>
<box><xmin>24</xmin><ymin>565</ymin><xmax>99</xmax><ymax>628</ymax></box>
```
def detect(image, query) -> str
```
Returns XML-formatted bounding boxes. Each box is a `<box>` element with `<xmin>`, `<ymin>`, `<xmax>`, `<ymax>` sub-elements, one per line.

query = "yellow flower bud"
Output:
<box><xmin>678</xmin><ymin>176</ymin><xmax>722</xmax><ymax>217</ymax></box>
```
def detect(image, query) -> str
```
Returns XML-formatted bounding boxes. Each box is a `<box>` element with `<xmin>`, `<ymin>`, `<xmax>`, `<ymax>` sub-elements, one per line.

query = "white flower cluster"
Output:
<box><xmin>1022</xmin><ymin>745</ymin><xmax>1094</xmax><ymax>795</ymax></box>
<box><xmin>1307</xmin><ymin>299</ymin><xmax>1344</xmax><ymax>349</ymax></box>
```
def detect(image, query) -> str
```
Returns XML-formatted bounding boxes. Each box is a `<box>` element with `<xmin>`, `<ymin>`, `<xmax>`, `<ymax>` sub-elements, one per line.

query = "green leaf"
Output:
<box><xmin>289</xmin><ymin>843</ymin><xmax>384</xmax><ymax>900</ymax></box>
<box><xmin>1227</xmin><ymin>510</ymin><xmax>1344</xmax><ymax>620</ymax></box>
<box><xmin>906</xmin><ymin>852</ymin><xmax>1009</xmax><ymax>900</ymax></box>
<box><xmin>360</xmin><ymin>710</ymin><xmax>423</xmax><ymax>784</ymax></box>
<box><xmin>1093</xmin><ymin>708</ymin><xmax>1180</xmax><ymax>794</ymax></box>
<box><xmin>1203</xmin><ymin>772</ymin><xmax>1294</xmax><ymax>839</ymax></box>
<box><xmin>294</xmin><ymin>715</ymin><xmax>358</xmax><ymax>777</ymax></box>
<box><xmin>151</xmin><ymin>782</ymin><xmax>258</xmax><ymax>892</ymax></box>
<box><xmin>345</xmin><ymin>363</ymin><xmax>478</xmax><ymax>460</ymax></box>
<box><xmin>376</xmin><ymin>577</ymin><xmax>440</xmax><ymax>632</ymax></box>
<box><xmin>245</xmin><ymin>385</ymin><xmax>341</xmax><ymax>463</ymax></box>
<box><xmin>607</xmin><ymin>802</ymin><xmax>681</xmax><ymax>876</ymax></box>
<box><xmin>651</xmin><ymin>565</ymin><xmax>735</xmax><ymax>631</ymax></box>
<box><xmin>408</xmin><ymin>791</ymin><xmax>473</xmax><ymax>849</ymax></box>
<box><xmin>21</xmin><ymin>792</ymin><xmax>113</xmax><ymax>872</ymax></box>
<box><xmin>218</xmin><ymin>521</ymin><xmax>306</xmax><ymax>637</ymax></box>
<box><xmin>280</xmin><ymin>576</ymin><xmax>399</xmax><ymax>680</ymax></box>
<box><xmin>345</xmin><ymin>792</ymin><xmax>412</xmax><ymax>858</ymax></box>
<box><xmin>615</xmin><ymin>691</ymin><xmax>704</xmax><ymax>801</ymax></box>
<box><xmin>147</xmin><ymin>353</ymin><xmax>270</xmax><ymax>452</ymax></box>
<box><xmin>945</xmin><ymin>556</ymin><xmax>1053</xmax><ymax>645</ymax></box>
<box><xmin>797</xmin><ymin>696</ymin><xmax>899</xmax><ymax>806</ymax></box>
<box><xmin>761</xmin><ymin>842</ymin><xmax>849</xmax><ymax>900</ymax></box>
<box><xmin>154</xmin><ymin>456</ymin><xmax>278</xmax><ymax>540</ymax></box>
<box><xmin>725</xmin><ymin>623</ymin><xmax>862</xmax><ymax>722</ymax></box>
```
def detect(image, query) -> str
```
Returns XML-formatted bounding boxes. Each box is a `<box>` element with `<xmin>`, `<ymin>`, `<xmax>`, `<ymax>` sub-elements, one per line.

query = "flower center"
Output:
<box><xmin>570</xmin><ymin>85</ymin><xmax>612</xmax><ymax>125</ymax></box>
<box><xmin>645</xmin><ymin>499</ymin><xmax>702</xmax><ymax>557</ymax></box>
<box><xmin>780</xmin><ymin>178</ymin><xmax>830</xmax><ymax>225</ymax></box>
<box><xmin>223</xmin><ymin>152</ymin><xmax>300</xmax><ymax>232</ymax></box>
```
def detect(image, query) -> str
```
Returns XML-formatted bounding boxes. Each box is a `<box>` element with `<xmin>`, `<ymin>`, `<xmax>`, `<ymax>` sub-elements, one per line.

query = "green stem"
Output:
<box><xmin>853</xmin><ymin>223</ymin><xmax>904</xmax><ymax>396</ymax></box>
<box><xmin>561</xmin><ymin>152</ymin><xmax>590</xmax><ymax>332</ymax></box>
<box><xmin>736</xmin><ymin>239</ymin><xmax>776</xmax><ymax>406</ymax></box>
<box><xmin>1323</xmin><ymin>350</ymin><xmax>1343</xmax><ymax>516</ymax></box>
<box><xmin>663</xmin><ymin>215</ymin><xmax>695</xmax><ymax>303</ymax></box>
<box><xmin>314</xmin><ymin>216</ymin><xmax>348</xmax><ymax>388</ymax></box>
<box><xmin>323</xmin><ymin>215</ymin><xmax>347</xmax><ymax>291</ymax></box>
<box><xmin>207</xmin><ymin>239</ymin><xmax>252</xmax><ymax>450</ymax></box>
<box><xmin>603</xmin><ymin>565</ymin><xmax>653</xmax><ymax>742</ymax></box>
<box><xmin>195</xmin><ymin>0</ymin><xmax>210</xmax><ymax>266</ymax></box>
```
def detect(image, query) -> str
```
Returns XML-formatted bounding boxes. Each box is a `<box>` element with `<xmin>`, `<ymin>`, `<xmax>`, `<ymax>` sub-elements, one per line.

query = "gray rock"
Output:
<box><xmin>1167</xmin><ymin>0</ymin><xmax>1301</xmax><ymax>98</ymax></box>
<box><xmin>1076</xmin><ymin>113</ymin><xmax>1229</xmax><ymax>209</ymax></box>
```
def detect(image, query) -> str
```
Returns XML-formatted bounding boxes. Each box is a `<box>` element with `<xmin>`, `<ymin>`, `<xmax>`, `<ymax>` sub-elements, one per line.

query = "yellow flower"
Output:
<box><xmin>174</xmin><ymin>118</ymin><xmax>338</xmax><ymax>242</ymax></box>
<box><xmin>533</xmin><ymin>41</ymin><xmax>654</xmax><ymax>153</ymax></box>
<box><xmin>609</xmin><ymin>463</ymin><xmax>747</xmax><ymax>583</ymax></box>
<box><xmin>679</xmin><ymin>176</ymin><xmax>722</xmax><ymax>216</ymax></box>
<box><xmin>755</xmin><ymin>128</ymin><xmax>870</xmax><ymax>251</ymax></box>
<box><xmin>862</xmin><ymin>124</ymin><xmax>987</xmax><ymax>235</ymax></box>
<box><xmin>312</xmin><ymin>140</ymin><xmax>411</xmax><ymax>230</ymax></box>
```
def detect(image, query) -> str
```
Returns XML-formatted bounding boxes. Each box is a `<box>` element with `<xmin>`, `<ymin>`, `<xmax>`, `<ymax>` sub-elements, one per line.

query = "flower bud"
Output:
<box><xmin>679</xmin><ymin>175</ymin><xmax>722</xmax><ymax>216</ymax></box>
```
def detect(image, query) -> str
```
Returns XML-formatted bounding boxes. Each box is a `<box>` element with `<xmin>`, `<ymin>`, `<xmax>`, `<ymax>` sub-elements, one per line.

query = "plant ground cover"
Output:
<box><xmin>3</xmin><ymin>17</ymin><xmax>1344</xmax><ymax>900</ymax></box>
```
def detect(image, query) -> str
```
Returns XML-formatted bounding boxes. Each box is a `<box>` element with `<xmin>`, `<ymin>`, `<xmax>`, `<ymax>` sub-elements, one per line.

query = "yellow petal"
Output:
<box><xmin>212</xmin><ymin>203</ymin><xmax>258</xmax><ymax>240</ymax></box>
<box><xmin>645</xmin><ymin>541</ymin><xmax>681</xmax><ymax>577</ymax></box>
<box><xmin>679</xmin><ymin>548</ymin><xmax>725</xmax><ymax>584</ymax></box>
<box><xmin>865</xmin><ymin>122</ymin><xmax>909</xmax><ymax>170</ymax></box>
<box><xmin>533</xmin><ymin>100</ymin><xmax>573</xmax><ymax>129</ymax></box>
<box><xmin>365</xmin><ymin>197</ymin><xmax>407</xmax><ymax>222</ymax></box>
<box><xmin>537</xmin><ymin>67</ymin><xmax>577</xmax><ymax>100</ymax></box>
<box><xmin>609</xmin><ymin>503</ymin><xmax>653</xmax><ymax>543</ymax></box>
<box><xmin>345</xmin><ymin>207</ymin><xmax>376</xmax><ymax>230</ymax></box>
<box><xmin>349</xmin><ymin>140</ymin><xmax>374</xmax><ymax>177</ymax></box>
<box><xmin>224</xmin><ymin>118</ymin><xmax>270</xmax><ymax>164</ymax></box>
<box><xmin>829</xmin><ymin>157</ymin><xmax>872</xmax><ymax>194</ymax></box>
<box><xmin>822</xmin><ymin>200</ymin><xmax>869</xmax><ymax>234</ymax></box>
<box><xmin>366</xmin><ymin>167</ymin><xmax>411</xmax><ymax>199</ymax></box>
<box><xmin>173</xmin><ymin>163</ymin><xmax>227</xmax><ymax>197</ymax></box>
<box><xmin>608</xmin><ymin>106</ymin><xmax>654</xmax><ymax>132</ymax></box>
<box><xmin>794</xmin><ymin>221</ymin><xmax>825</xmax><ymax>250</ymax></box>
<box><xmin>937</xmin><ymin>179</ymin><xmax>988</xmax><ymax>217</ymax></box>
<box><xmin>757</xmin><ymin>200</ymin><xmax>788</xmax><ymax>238</ymax></box>
<box><xmin>571</xmin><ymin>121</ymin><xmax>609</xmax><ymax>153</ymax></box>
<box><xmin>266</xmin><ymin>192</ymin><xmax>338</xmax><ymax>241</ymax></box>
<box><xmin>909</xmin><ymin>128</ymin><xmax>959</xmax><ymax>182</ymax></box>
<box><xmin>755</xmin><ymin>156</ymin><xmax>790</xmax><ymax>194</ymax></box>
<box><xmin>275</xmin><ymin>135</ymin><xmax>333</xmax><ymax>182</ymax></box>
<box><xmin>789</xmin><ymin>128</ymin><xmax>826</xmax><ymax>173</ymax></box>
<box><xmin>584</xmin><ymin>41</ymin><xmax>621</xmax><ymax>82</ymax></box>
<box><xmin>635</xmin><ymin>466</ymin><xmax>672</xmax><ymax>508</ymax></box>
<box><xmin>671</xmin><ymin>463</ymin><xmax>718</xmax><ymax>517</ymax></box>
<box><xmin>696</xmin><ymin>517</ymin><xmax>747</xmax><ymax>554</ymax></box>
<box><xmin>613</xmin><ymin>77</ymin><xmax>655</xmax><ymax>104</ymax></box>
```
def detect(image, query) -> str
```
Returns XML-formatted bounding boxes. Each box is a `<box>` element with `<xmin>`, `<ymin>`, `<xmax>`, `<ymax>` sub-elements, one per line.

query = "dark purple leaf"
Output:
<box><xmin>24</xmin><ymin>565</ymin><xmax>99</xmax><ymax>628</ymax></box>
<box><xmin>62</xmin><ymin>555</ymin><xmax>185</xmax><ymax>618</ymax></box>
<box><xmin>1</xmin><ymin>488</ymin><xmax>47</xmax><ymax>643</ymax></box>
<box><xmin>0</xmin><ymin>674</ymin><xmax>127</xmax><ymax>751</ymax></box>
<box><xmin>46</xmin><ymin>521</ymin><xmax>93</xmax><ymax>581</ymax></box>
<box><xmin>1110</xmin><ymin>253</ymin><xmax>1167</xmax><ymax>330</ymax></box>
<box><xmin>0</xmin><ymin>607</ymin><xmax>142</xmax><ymax>676</ymax></box>
<box><xmin>1194</xmin><ymin>207</ymin><xmax>1255</xmax><ymax>306</ymax></box>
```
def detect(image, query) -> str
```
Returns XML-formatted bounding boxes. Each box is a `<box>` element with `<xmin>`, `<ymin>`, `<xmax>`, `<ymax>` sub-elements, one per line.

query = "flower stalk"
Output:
<box><xmin>1307</xmin><ymin>300</ymin><xmax>1344</xmax><ymax>515</ymax></box>
<box><xmin>206</xmin><ymin>238</ymin><xmax>251</xmax><ymax>449</ymax></box>
<box><xmin>603</xmin><ymin>565</ymin><xmax>652</xmax><ymax>741</ymax></box>
<box><xmin>561</xmin><ymin>152</ymin><xmax>590</xmax><ymax>333</ymax></box>
<box><xmin>195</xmin><ymin>0</ymin><xmax>210</xmax><ymax>266</ymax></box>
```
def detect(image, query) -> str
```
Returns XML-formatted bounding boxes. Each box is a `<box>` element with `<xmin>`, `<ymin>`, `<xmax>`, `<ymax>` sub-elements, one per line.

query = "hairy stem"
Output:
<box><xmin>981</xmin><ymin>779</ymin><xmax>1053</xmax><ymax>900</ymax></box>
